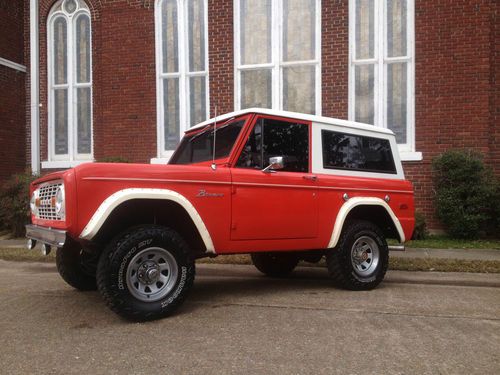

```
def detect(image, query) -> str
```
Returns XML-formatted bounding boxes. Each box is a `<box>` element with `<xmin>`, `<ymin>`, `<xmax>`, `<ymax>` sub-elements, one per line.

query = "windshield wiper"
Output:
<box><xmin>189</xmin><ymin>117</ymin><xmax>235</xmax><ymax>142</ymax></box>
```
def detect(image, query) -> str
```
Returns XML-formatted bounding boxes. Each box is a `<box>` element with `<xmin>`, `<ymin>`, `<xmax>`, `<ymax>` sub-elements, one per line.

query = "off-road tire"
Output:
<box><xmin>96</xmin><ymin>225</ymin><xmax>195</xmax><ymax>321</ymax></box>
<box><xmin>56</xmin><ymin>243</ymin><xmax>97</xmax><ymax>291</ymax></box>
<box><xmin>326</xmin><ymin>220</ymin><xmax>388</xmax><ymax>290</ymax></box>
<box><xmin>251</xmin><ymin>252</ymin><xmax>299</xmax><ymax>277</ymax></box>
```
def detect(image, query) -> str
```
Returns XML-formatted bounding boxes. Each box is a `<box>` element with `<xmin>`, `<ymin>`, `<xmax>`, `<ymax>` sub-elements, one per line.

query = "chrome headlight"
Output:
<box><xmin>54</xmin><ymin>185</ymin><xmax>65</xmax><ymax>218</ymax></box>
<box><xmin>30</xmin><ymin>190</ymin><xmax>39</xmax><ymax>216</ymax></box>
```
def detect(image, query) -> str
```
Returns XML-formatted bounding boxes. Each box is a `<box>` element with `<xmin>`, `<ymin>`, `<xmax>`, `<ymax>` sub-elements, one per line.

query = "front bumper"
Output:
<box><xmin>25</xmin><ymin>224</ymin><xmax>66</xmax><ymax>248</ymax></box>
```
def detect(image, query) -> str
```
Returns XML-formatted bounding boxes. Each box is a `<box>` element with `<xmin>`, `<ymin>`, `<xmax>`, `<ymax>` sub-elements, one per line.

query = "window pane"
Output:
<box><xmin>354</xmin><ymin>64</ymin><xmax>374</xmax><ymax>124</ymax></box>
<box><xmin>355</xmin><ymin>0</ymin><xmax>374</xmax><ymax>60</ymax></box>
<box><xmin>387</xmin><ymin>0</ymin><xmax>407</xmax><ymax>57</ymax></box>
<box><xmin>53</xmin><ymin>17</ymin><xmax>67</xmax><ymax>85</ymax></box>
<box><xmin>162</xmin><ymin>0</ymin><xmax>179</xmax><ymax>73</ymax></box>
<box><xmin>189</xmin><ymin>76</ymin><xmax>207</xmax><ymax>127</ymax></box>
<box><xmin>170</xmin><ymin>120</ymin><xmax>245</xmax><ymax>164</ymax></box>
<box><xmin>387</xmin><ymin>63</ymin><xmax>407</xmax><ymax>144</ymax></box>
<box><xmin>163</xmin><ymin>78</ymin><xmax>180</xmax><ymax>150</ymax></box>
<box><xmin>75</xmin><ymin>14</ymin><xmax>90</xmax><ymax>83</ymax></box>
<box><xmin>188</xmin><ymin>0</ymin><xmax>205</xmax><ymax>72</ymax></box>
<box><xmin>283</xmin><ymin>65</ymin><xmax>315</xmax><ymax>115</ymax></box>
<box><xmin>240</xmin><ymin>69</ymin><xmax>272</xmax><ymax>109</ymax></box>
<box><xmin>240</xmin><ymin>0</ymin><xmax>271</xmax><ymax>64</ymax></box>
<box><xmin>77</xmin><ymin>87</ymin><xmax>91</xmax><ymax>154</ymax></box>
<box><xmin>54</xmin><ymin>89</ymin><xmax>68</xmax><ymax>155</ymax></box>
<box><xmin>237</xmin><ymin>118</ymin><xmax>309</xmax><ymax>172</ymax></box>
<box><xmin>283</xmin><ymin>0</ymin><xmax>315</xmax><ymax>62</ymax></box>
<box><xmin>321</xmin><ymin>130</ymin><xmax>396</xmax><ymax>174</ymax></box>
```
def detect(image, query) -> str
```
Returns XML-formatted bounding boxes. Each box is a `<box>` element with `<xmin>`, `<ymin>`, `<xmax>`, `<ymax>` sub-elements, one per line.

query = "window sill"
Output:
<box><xmin>399</xmin><ymin>151</ymin><xmax>423</xmax><ymax>162</ymax></box>
<box><xmin>41</xmin><ymin>160</ymin><xmax>94</xmax><ymax>169</ymax></box>
<box><xmin>150</xmin><ymin>155</ymin><xmax>173</xmax><ymax>164</ymax></box>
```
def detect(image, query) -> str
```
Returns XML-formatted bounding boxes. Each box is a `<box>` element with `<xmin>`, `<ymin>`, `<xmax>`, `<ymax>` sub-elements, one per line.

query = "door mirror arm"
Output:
<box><xmin>262</xmin><ymin>156</ymin><xmax>285</xmax><ymax>173</ymax></box>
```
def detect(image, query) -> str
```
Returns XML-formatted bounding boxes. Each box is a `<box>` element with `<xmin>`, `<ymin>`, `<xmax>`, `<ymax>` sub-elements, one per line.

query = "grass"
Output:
<box><xmin>391</xmin><ymin>236</ymin><xmax>500</xmax><ymax>250</ymax></box>
<box><xmin>2</xmin><ymin>248</ymin><xmax>499</xmax><ymax>273</ymax></box>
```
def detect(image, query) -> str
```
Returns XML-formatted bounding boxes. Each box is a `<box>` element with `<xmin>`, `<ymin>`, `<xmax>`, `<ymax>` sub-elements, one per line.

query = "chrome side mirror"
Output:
<box><xmin>262</xmin><ymin>156</ymin><xmax>285</xmax><ymax>173</ymax></box>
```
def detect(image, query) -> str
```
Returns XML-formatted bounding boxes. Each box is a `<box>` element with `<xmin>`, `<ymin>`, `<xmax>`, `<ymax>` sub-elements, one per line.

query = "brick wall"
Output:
<box><xmin>0</xmin><ymin>0</ymin><xmax>26</xmax><ymax>182</ymax></box>
<box><xmin>22</xmin><ymin>0</ymin><xmax>498</xmax><ymax>229</ymax></box>
<box><xmin>404</xmin><ymin>0</ymin><xmax>498</xmax><ymax>228</ymax></box>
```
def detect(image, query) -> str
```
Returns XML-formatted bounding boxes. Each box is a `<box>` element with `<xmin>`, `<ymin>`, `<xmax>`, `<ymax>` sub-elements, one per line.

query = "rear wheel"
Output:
<box><xmin>56</xmin><ymin>242</ymin><xmax>97</xmax><ymax>291</ymax></box>
<box><xmin>97</xmin><ymin>225</ymin><xmax>195</xmax><ymax>321</ymax></box>
<box><xmin>326</xmin><ymin>220</ymin><xmax>388</xmax><ymax>290</ymax></box>
<box><xmin>251</xmin><ymin>252</ymin><xmax>299</xmax><ymax>277</ymax></box>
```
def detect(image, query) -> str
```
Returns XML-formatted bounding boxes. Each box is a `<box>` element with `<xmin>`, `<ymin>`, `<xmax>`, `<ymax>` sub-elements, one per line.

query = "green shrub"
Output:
<box><xmin>97</xmin><ymin>156</ymin><xmax>130</xmax><ymax>163</ymax></box>
<box><xmin>432</xmin><ymin>149</ymin><xmax>499</xmax><ymax>239</ymax></box>
<box><xmin>411</xmin><ymin>211</ymin><xmax>428</xmax><ymax>240</ymax></box>
<box><xmin>0</xmin><ymin>171</ymin><xmax>38</xmax><ymax>237</ymax></box>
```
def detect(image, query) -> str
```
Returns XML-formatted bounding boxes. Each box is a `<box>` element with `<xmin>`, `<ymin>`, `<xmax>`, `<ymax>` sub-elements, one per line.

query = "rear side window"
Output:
<box><xmin>236</xmin><ymin>118</ymin><xmax>309</xmax><ymax>173</ymax></box>
<box><xmin>321</xmin><ymin>130</ymin><xmax>396</xmax><ymax>174</ymax></box>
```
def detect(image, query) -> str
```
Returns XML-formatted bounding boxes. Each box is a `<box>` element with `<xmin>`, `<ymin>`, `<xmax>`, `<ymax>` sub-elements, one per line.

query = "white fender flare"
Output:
<box><xmin>327</xmin><ymin>197</ymin><xmax>405</xmax><ymax>248</ymax></box>
<box><xmin>79</xmin><ymin>188</ymin><xmax>215</xmax><ymax>254</ymax></box>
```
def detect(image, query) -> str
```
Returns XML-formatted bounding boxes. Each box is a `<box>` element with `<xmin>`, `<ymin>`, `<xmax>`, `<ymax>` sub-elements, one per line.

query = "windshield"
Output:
<box><xmin>169</xmin><ymin>119</ymin><xmax>246</xmax><ymax>164</ymax></box>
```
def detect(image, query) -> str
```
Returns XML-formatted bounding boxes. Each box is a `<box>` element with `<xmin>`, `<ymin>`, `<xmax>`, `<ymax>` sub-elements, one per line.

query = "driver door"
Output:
<box><xmin>230</xmin><ymin>116</ymin><xmax>318</xmax><ymax>240</ymax></box>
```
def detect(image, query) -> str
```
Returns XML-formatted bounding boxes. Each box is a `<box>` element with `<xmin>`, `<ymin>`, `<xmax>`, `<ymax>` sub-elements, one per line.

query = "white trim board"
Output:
<box><xmin>0</xmin><ymin>57</ymin><xmax>27</xmax><ymax>72</ymax></box>
<box><xmin>30</xmin><ymin>0</ymin><xmax>40</xmax><ymax>175</ymax></box>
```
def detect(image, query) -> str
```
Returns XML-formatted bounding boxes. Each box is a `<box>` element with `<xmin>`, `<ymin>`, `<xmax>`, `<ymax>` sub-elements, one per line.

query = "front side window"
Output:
<box><xmin>237</xmin><ymin>118</ymin><xmax>309</xmax><ymax>172</ymax></box>
<box><xmin>349</xmin><ymin>0</ymin><xmax>414</xmax><ymax>151</ymax></box>
<box><xmin>235</xmin><ymin>0</ymin><xmax>321</xmax><ymax>115</ymax></box>
<box><xmin>48</xmin><ymin>0</ymin><xmax>92</xmax><ymax>162</ymax></box>
<box><xmin>156</xmin><ymin>0</ymin><xmax>209</xmax><ymax>156</ymax></box>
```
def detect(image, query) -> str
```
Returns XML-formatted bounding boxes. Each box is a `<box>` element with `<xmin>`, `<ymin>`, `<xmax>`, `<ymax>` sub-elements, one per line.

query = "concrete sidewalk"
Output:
<box><xmin>1</xmin><ymin>238</ymin><xmax>499</xmax><ymax>261</ymax></box>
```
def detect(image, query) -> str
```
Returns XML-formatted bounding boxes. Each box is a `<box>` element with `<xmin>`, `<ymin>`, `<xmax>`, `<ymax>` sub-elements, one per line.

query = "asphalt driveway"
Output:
<box><xmin>1</xmin><ymin>260</ymin><xmax>499</xmax><ymax>375</ymax></box>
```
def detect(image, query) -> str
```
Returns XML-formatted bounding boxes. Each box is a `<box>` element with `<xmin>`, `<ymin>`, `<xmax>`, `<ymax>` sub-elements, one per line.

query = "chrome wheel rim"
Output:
<box><xmin>350</xmin><ymin>236</ymin><xmax>380</xmax><ymax>277</ymax></box>
<box><xmin>126</xmin><ymin>247</ymin><xmax>178</xmax><ymax>302</ymax></box>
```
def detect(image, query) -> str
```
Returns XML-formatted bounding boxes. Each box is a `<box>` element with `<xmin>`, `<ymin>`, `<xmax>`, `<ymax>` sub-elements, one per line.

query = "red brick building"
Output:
<box><xmin>0</xmin><ymin>0</ymin><xmax>498</xmax><ymax>229</ymax></box>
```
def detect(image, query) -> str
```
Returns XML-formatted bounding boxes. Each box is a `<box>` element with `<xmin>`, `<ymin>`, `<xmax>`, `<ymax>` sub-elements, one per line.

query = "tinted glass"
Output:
<box><xmin>170</xmin><ymin>120</ymin><xmax>245</xmax><ymax>164</ymax></box>
<box><xmin>237</xmin><ymin>118</ymin><xmax>309</xmax><ymax>173</ymax></box>
<box><xmin>321</xmin><ymin>130</ymin><xmax>396</xmax><ymax>174</ymax></box>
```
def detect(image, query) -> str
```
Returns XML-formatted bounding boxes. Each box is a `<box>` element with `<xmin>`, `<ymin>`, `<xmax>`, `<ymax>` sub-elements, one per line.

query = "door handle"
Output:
<box><xmin>303</xmin><ymin>175</ymin><xmax>317</xmax><ymax>181</ymax></box>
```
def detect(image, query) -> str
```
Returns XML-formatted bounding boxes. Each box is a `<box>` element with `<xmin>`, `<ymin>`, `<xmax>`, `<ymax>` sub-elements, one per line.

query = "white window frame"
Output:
<box><xmin>348</xmin><ymin>0</ymin><xmax>421</xmax><ymax>161</ymax></box>
<box><xmin>154</xmin><ymin>0</ymin><xmax>210</xmax><ymax>161</ymax></box>
<box><xmin>46</xmin><ymin>0</ymin><xmax>93</xmax><ymax>167</ymax></box>
<box><xmin>234</xmin><ymin>0</ymin><xmax>322</xmax><ymax>116</ymax></box>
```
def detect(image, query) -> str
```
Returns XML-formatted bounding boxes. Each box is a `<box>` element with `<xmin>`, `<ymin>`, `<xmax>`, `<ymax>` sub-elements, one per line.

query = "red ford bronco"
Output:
<box><xmin>26</xmin><ymin>108</ymin><xmax>415</xmax><ymax>321</ymax></box>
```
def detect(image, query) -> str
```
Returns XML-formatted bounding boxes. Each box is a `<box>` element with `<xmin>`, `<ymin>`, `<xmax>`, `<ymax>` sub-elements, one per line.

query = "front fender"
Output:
<box><xmin>79</xmin><ymin>188</ymin><xmax>215</xmax><ymax>254</ymax></box>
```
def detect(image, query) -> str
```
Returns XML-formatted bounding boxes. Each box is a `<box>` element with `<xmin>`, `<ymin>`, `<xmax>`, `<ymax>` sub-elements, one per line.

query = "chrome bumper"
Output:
<box><xmin>388</xmin><ymin>244</ymin><xmax>406</xmax><ymax>252</ymax></box>
<box><xmin>25</xmin><ymin>224</ymin><xmax>66</xmax><ymax>248</ymax></box>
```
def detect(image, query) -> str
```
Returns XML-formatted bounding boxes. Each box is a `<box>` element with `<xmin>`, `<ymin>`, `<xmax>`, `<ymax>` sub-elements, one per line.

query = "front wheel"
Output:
<box><xmin>326</xmin><ymin>220</ymin><xmax>388</xmax><ymax>290</ymax></box>
<box><xmin>97</xmin><ymin>225</ymin><xmax>195</xmax><ymax>321</ymax></box>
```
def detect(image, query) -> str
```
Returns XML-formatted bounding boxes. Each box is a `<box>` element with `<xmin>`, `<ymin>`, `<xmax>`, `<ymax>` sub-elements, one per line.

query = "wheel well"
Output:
<box><xmin>344</xmin><ymin>205</ymin><xmax>401</xmax><ymax>242</ymax></box>
<box><xmin>91</xmin><ymin>199</ymin><xmax>207</xmax><ymax>257</ymax></box>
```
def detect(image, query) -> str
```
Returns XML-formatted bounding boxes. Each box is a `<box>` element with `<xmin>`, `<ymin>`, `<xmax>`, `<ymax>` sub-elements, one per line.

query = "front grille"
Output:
<box><xmin>37</xmin><ymin>182</ymin><xmax>64</xmax><ymax>221</ymax></box>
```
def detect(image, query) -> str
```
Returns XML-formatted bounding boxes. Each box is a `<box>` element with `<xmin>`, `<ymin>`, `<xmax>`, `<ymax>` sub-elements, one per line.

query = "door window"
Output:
<box><xmin>236</xmin><ymin>118</ymin><xmax>309</xmax><ymax>172</ymax></box>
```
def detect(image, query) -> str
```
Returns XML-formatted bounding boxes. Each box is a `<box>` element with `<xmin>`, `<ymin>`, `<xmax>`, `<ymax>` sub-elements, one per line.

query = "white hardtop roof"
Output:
<box><xmin>189</xmin><ymin>108</ymin><xmax>395</xmax><ymax>136</ymax></box>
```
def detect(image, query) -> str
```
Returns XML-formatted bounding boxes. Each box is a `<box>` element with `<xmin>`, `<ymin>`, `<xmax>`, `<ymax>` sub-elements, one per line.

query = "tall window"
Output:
<box><xmin>235</xmin><ymin>0</ymin><xmax>321</xmax><ymax>115</ymax></box>
<box><xmin>48</xmin><ymin>0</ymin><xmax>92</xmax><ymax>163</ymax></box>
<box><xmin>156</xmin><ymin>0</ymin><xmax>209</xmax><ymax>157</ymax></box>
<box><xmin>349</xmin><ymin>0</ymin><xmax>415</xmax><ymax>153</ymax></box>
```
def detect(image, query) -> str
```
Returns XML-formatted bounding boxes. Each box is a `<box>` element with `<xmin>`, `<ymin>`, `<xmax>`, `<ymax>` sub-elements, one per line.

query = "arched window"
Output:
<box><xmin>155</xmin><ymin>0</ymin><xmax>209</xmax><ymax>158</ymax></box>
<box><xmin>349</xmin><ymin>0</ymin><xmax>415</xmax><ymax>155</ymax></box>
<box><xmin>235</xmin><ymin>0</ymin><xmax>321</xmax><ymax>115</ymax></box>
<box><xmin>47</xmin><ymin>0</ymin><xmax>92</xmax><ymax>164</ymax></box>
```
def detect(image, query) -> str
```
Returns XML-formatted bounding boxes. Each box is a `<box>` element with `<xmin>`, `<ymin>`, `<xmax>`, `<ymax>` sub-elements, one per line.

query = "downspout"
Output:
<box><xmin>30</xmin><ymin>0</ymin><xmax>40</xmax><ymax>175</ymax></box>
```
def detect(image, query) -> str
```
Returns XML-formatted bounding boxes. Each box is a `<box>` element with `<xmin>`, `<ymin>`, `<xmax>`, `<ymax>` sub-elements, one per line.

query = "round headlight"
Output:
<box><xmin>30</xmin><ymin>190</ymin><xmax>39</xmax><ymax>216</ymax></box>
<box><xmin>55</xmin><ymin>186</ymin><xmax>65</xmax><ymax>217</ymax></box>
